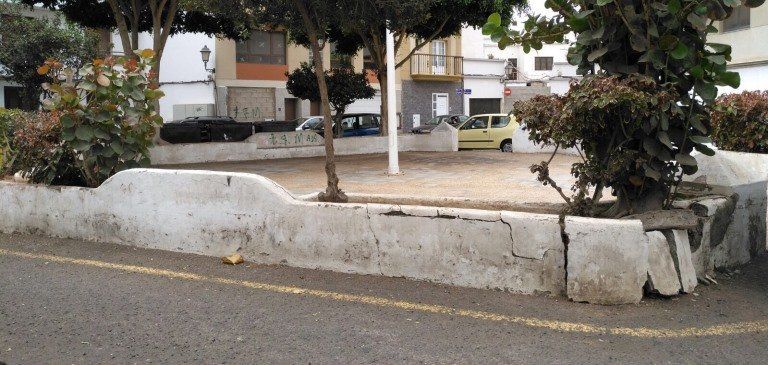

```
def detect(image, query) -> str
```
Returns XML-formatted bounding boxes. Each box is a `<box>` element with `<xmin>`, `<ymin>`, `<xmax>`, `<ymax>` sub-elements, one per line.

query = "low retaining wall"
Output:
<box><xmin>1</xmin><ymin>166</ymin><xmax>759</xmax><ymax>304</ymax></box>
<box><xmin>150</xmin><ymin>123</ymin><xmax>458</xmax><ymax>165</ymax></box>
<box><xmin>511</xmin><ymin>125</ymin><xmax>580</xmax><ymax>156</ymax></box>
<box><xmin>686</xmin><ymin>150</ymin><xmax>768</xmax><ymax>267</ymax></box>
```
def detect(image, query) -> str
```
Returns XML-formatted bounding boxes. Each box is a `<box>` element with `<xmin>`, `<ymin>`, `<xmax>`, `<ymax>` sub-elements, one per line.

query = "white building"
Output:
<box><xmin>460</xmin><ymin>1</ymin><xmax>579</xmax><ymax>115</ymax></box>
<box><xmin>709</xmin><ymin>5</ymin><xmax>768</xmax><ymax>93</ymax></box>
<box><xmin>110</xmin><ymin>32</ymin><xmax>218</xmax><ymax>122</ymax></box>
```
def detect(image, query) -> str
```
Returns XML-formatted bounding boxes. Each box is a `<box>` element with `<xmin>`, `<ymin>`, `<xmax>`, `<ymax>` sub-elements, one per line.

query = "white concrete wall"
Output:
<box><xmin>687</xmin><ymin>150</ymin><xmax>768</xmax><ymax>263</ymax></box>
<box><xmin>150</xmin><ymin>122</ymin><xmax>459</xmax><ymax>165</ymax></box>
<box><xmin>0</xmin><ymin>169</ymin><xmax>568</xmax><ymax>295</ymax></box>
<box><xmin>511</xmin><ymin>125</ymin><xmax>580</xmax><ymax>156</ymax></box>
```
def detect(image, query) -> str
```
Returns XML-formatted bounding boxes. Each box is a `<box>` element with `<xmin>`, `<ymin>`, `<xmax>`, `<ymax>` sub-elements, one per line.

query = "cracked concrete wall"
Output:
<box><xmin>686</xmin><ymin>150</ymin><xmax>768</xmax><ymax>265</ymax></box>
<box><xmin>0</xmin><ymin>169</ymin><xmax>567</xmax><ymax>295</ymax></box>
<box><xmin>149</xmin><ymin>123</ymin><xmax>458</xmax><ymax>165</ymax></box>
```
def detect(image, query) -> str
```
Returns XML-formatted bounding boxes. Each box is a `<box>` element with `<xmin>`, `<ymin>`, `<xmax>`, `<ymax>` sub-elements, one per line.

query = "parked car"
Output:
<box><xmin>312</xmin><ymin>113</ymin><xmax>381</xmax><ymax>137</ymax></box>
<box><xmin>456</xmin><ymin>113</ymin><xmax>519</xmax><ymax>152</ymax></box>
<box><xmin>294</xmin><ymin>116</ymin><xmax>324</xmax><ymax>131</ymax></box>
<box><xmin>411</xmin><ymin>114</ymin><xmax>469</xmax><ymax>134</ymax></box>
<box><xmin>160</xmin><ymin>116</ymin><xmax>253</xmax><ymax>144</ymax></box>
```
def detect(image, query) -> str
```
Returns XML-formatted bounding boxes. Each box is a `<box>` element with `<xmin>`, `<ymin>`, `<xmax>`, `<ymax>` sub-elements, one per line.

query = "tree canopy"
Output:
<box><xmin>0</xmin><ymin>8</ymin><xmax>98</xmax><ymax>110</ymax></box>
<box><xmin>286</xmin><ymin>63</ymin><xmax>375</xmax><ymax>136</ymax></box>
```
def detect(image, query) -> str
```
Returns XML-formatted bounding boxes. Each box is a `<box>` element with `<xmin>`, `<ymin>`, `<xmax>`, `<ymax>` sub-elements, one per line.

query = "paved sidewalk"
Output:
<box><xmin>1</xmin><ymin>234</ymin><xmax>767</xmax><ymax>364</ymax></box>
<box><xmin>161</xmin><ymin>151</ymin><xmax>581</xmax><ymax>204</ymax></box>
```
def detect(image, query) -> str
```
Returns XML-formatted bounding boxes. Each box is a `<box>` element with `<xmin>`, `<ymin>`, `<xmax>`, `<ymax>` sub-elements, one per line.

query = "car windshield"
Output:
<box><xmin>426</xmin><ymin>116</ymin><xmax>444</xmax><ymax>125</ymax></box>
<box><xmin>305</xmin><ymin>117</ymin><xmax>324</xmax><ymax>129</ymax></box>
<box><xmin>293</xmin><ymin>117</ymin><xmax>309</xmax><ymax>125</ymax></box>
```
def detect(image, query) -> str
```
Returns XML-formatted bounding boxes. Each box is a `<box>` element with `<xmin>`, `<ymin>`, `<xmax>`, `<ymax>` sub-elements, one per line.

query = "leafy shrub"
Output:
<box><xmin>6</xmin><ymin>111</ymin><xmax>85</xmax><ymax>185</ymax></box>
<box><xmin>711</xmin><ymin>91</ymin><xmax>768</xmax><ymax>154</ymax></box>
<box><xmin>39</xmin><ymin>50</ymin><xmax>164</xmax><ymax>187</ymax></box>
<box><xmin>0</xmin><ymin>108</ymin><xmax>23</xmax><ymax>173</ymax></box>
<box><xmin>516</xmin><ymin>75</ymin><xmax>714</xmax><ymax>217</ymax></box>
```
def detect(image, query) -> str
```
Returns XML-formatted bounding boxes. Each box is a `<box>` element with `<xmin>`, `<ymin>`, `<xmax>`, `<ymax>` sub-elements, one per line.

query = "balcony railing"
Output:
<box><xmin>410</xmin><ymin>54</ymin><xmax>463</xmax><ymax>81</ymax></box>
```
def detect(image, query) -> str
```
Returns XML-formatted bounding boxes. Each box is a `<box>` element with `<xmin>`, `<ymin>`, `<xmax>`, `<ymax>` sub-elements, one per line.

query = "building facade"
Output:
<box><xmin>400</xmin><ymin>36</ymin><xmax>465</xmax><ymax>130</ymax></box>
<box><xmin>709</xmin><ymin>5</ymin><xmax>768</xmax><ymax>93</ymax></box>
<box><xmin>460</xmin><ymin>24</ymin><xmax>578</xmax><ymax>116</ymax></box>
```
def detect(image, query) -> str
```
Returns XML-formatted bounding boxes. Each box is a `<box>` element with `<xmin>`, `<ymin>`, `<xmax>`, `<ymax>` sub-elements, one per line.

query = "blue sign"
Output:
<box><xmin>456</xmin><ymin>88</ymin><xmax>473</xmax><ymax>95</ymax></box>
<box><xmin>464</xmin><ymin>88</ymin><xmax>472</xmax><ymax>95</ymax></box>
<box><xmin>456</xmin><ymin>88</ymin><xmax>464</xmax><ymax>95</ymax></box>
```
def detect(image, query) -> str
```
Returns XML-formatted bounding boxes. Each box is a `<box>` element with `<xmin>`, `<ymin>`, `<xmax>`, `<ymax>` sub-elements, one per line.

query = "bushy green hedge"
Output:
<box><xmin>711</xmin><ymin>91</ymin><xmax>768</xmax><ymax>154</ymax></box>
<box><xmin>0</xmin><ymin>108</ymin><xmax>23</xmax><ymax>173</ymax></box>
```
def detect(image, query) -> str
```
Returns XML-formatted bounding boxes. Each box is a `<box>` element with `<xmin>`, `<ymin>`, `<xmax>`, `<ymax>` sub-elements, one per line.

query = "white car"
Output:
<box><xmin>294</xmin><ymin>116</ymin><xmax>324</xmax><ymax>131</ymax></box>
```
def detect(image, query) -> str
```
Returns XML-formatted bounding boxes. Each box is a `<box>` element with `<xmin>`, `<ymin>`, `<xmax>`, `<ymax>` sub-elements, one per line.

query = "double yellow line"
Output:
<box><xmin>2</xmin><ymin>247</ymin><xmax>766</xmax><ymax>338</ymax></box>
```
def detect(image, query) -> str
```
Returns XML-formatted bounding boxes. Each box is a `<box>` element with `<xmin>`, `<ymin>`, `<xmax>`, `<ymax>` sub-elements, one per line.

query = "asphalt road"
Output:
<box><xmin>1</xmin><ymin>233</ymin><xmax>767</xmax><ymax>364</ymax></box>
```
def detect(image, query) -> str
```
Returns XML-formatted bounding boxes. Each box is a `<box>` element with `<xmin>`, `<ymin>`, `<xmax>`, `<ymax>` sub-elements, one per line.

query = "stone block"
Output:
<box><xmin>645</xmin><ymin>231</ymin><xmax>682</xmax><ymax>296</ymax></box>
<box><xmin>565</xmin><ymin>217</ymin><xmax>648</xmax><ymax>305</ymax></box>
<box><xmin>664</xmin><ymin>230</ymin><xmax>697</xmax><ymax>293</ymax></box>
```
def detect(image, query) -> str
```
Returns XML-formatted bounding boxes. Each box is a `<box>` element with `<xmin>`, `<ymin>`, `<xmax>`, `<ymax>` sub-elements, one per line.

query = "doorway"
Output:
<box><xmin>284</xmin><ymin>98</ymin><xmax>298</xmax><ymax>121</ymax></box>
<box><xmin>469</xmin><ymin>98</ymin><xmax>501</xmax><ymax>116</ymax></box>
<box><xmin>432</xmin><ymin>93</ymin><xmax>449</xmax><ymax>117</ymax></box>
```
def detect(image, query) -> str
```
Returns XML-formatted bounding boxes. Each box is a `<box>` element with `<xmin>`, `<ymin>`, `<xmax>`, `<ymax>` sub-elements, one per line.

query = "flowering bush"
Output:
<box><xmin>711</xmin><ymin>91</ymin><xmax>768</xmax><ymax>154</ymax></box>
<box><xmin>39</xmin><ymin>49</ymin><xmax>164</xmax><ymax>187</ymax></box>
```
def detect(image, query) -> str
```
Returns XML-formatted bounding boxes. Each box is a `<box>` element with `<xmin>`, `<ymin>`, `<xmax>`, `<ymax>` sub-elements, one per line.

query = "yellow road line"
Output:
<box><xmin>2</xmin><ymin>247</ymin><xmax>766</xmax><ymax>338</ymax></box>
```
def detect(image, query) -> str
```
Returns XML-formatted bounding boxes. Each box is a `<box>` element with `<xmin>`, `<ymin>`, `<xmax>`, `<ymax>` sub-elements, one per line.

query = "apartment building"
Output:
<box><xmin>400</xmin><ymin>36</ymin><xmax>465</xmax><ymax>130</ymax></box>
<box><xmin>709</xmin><ymin>5</ymin><xmax>768</xmax><ymax>92</ymax></box>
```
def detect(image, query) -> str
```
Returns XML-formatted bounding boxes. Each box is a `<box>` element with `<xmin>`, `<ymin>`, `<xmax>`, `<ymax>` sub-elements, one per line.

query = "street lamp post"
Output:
<box><xmin>200</xmin><ymin>45</ymin><xmax>218</xmax><ymax>117</ymax></box>
<box><xmin>385</xmin><ymin>28</ymin><xmax>400</xmax><ymax>175</ymax></box>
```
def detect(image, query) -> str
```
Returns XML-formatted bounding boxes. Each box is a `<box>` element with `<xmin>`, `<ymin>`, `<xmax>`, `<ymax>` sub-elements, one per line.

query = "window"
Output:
<box><xmin>236</xmin><ymin>31</ymin><xmax>286</xmax><ymax>65</ymax></box>
<box><xmin>506</xmin><ymin>58</ymin><xmax>518</xmax><ymax>80</ymax></box>
<box><xmin>460</xmin><ymin>117</ymin><xmax>488</xmax><ymax>130</ymax></box>
<box><xmin>723</xmin><ymin>6</ymin><xmax>750</xmax><ymax>32</ymax></box>
<box><xmin>431</xmin><ymin>40</ymin><xmax>447</xmax><ymax>74</ymax></box>
<box><xmin>534</xmin><ymin>57</ymin><xmax>553</xmax><ymax>71</ymax></box>
<box><xmin>330</xmin><ymin>42</ymin><xmax>352</xmax><ymax>69</ymax></box>
<box><xmin>3</xmin><ymin>86</ymin><xmax>23</xmax><ymax>110</ymax></box>
<box><xmin>491</xmin><ymin>116</ymin><xmax>511</xmax><ymax>128</ymax></box>
<box><xmin>363</xmin><ymin>48</ymin><xmax>377</xmax><ymax>72</ymax></box>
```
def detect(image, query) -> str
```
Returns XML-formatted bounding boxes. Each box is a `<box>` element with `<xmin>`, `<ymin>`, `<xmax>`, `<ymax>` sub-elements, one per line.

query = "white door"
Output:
<box><xmin>431</xmin><ymin>40</ymin><xmax>446</xmax><ymax>75</ymax></box>
<box><xmin>432</xmin><ymin>93</ymin><xmax>449</xmax><ymax>117</ymax></box>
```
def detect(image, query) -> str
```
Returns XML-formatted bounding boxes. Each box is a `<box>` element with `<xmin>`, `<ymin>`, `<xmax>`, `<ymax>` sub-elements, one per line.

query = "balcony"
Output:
<box><xmin>410</xmin><ymin>54</ymin><xmax>463</xmax><ymax>81</ymax></box>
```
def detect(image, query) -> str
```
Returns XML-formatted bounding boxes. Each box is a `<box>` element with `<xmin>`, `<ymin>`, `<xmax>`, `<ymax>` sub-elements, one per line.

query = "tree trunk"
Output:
<box><xmin>603</xmin><ymin>184</ymin><xmax>667</xmax><ymax>218</ymax></box>
<box><xmin>378</xmin><ymin>71</ymin><xmax>388</xmax><ymax>135</ymax></box>
<box><xmin>294</xmin><ymin>0</ymin><xmax>347</xmax><ymax>203</ymax></box>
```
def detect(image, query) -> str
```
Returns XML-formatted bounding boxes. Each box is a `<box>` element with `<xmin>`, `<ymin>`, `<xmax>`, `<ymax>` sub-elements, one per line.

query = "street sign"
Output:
<box><xmin>504</xmin><ymin>87</ymin><xmax>512</xmax><ymax>97</ymax></box>
<box><xmin>456</xmin><ymin>88</ymin><xmax>464</xmax><ymax>95</ymax></box>
<box><xmin>464</xmin><ymin>88</ymin><xmax>472</xmax><ymax>95</ymax></box>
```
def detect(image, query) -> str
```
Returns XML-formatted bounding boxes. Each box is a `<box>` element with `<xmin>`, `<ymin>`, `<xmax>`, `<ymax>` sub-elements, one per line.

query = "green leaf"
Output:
<box><xmin>718</xmin><ymin>71</ymin><xmax>741</xmax><ymax>88</ymax></box>
<box><xmin>93</xmin><ymin>128</ymin><xmax>110</xmax><ymax>139</ymax></box>
<box><xmin>675</xmin><ymin>153</ymin><xmax>698</xmax><ymax>166</ymax></box>
<box><xmin>596</xmin><ymin>0</ymin><xmax>612</xmax><ymax>5</ymax></box>
<box><xmin>689</xmin><ymin>65</ymin><xmax>704</xmax><ymax>79</ymax></box>
<box><xmin>657</xmin><ymin>131</ymin><xmax>674</xmax><ymax>149</ymax></box>
<box><xmin>75</xmin><ymin>125</ymin><xmax>94</xmax><ymax>141</ymax></box>
<box><xmin>695</xmin><ymin>81</ymin><xmax>717</xmax><ymax>101</ymax></box>
<box><xmin>706</xmin><ymin>43</ymin><xmax>731</xmax><ymax>55</ymax></box>
<box><xmin>670</xmin><ymin>42</ymin><xmax>689</xmax><ymax>60</ymax></box>
<box><xmin>689</xmin><ymin>135</ymin><xmax>712</xmax><ymax>144</ymax></box>
<box><xmin>111</xmin><ymin>141</ymin><xmax>125</xmax><ymax>155</ymax></box>
<box><xmin>695</xmin><ymin>143</ymin><xmax>716</xmax><ymax>156</ymax></box>
<box><xmin>667</xmin><ymin>0</ymin><xmax>681</xmax><ymax>12</ymax></box>
<box><xmin>659</xmin><ymin>35</ymin><xmax>679</xmax><ymax>50</ymax></box>
<box><xmin>487</xmin><ymin>13</ymin><xmax>501</xmax><ymax>26</ymax></box>
<box><xmin>587</xmin><ymin>47</ymin><xmax>608</xmax><ymax>62</ymax></box>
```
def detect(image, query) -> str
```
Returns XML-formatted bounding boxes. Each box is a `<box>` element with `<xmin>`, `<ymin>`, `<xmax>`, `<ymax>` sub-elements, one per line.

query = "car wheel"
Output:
<box><xmin>501</xmin><ymin>140</ymin><xmax>513</xmax><ymax>153</ymax></box>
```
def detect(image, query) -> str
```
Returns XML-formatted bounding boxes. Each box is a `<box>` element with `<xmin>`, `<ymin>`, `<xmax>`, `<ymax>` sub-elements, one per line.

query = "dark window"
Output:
<box><xmin>723</xmin><ymin>6</ymin><xmax>750</xmax><ymax>32</ymax></box>
<box><xmin>236</xmin><ymin>31</ymin><xmax>286</xmax><ymax>64</ymax></box>
<box><xmin>363</xmin><ymin>48</ymin><xmax>377</xmax><ymax>72</ymax></box>
<box><xmin>461</xmin><ymin>117</ymin><xmax>488</xmax><ymax>130</ymax></box>
<box><xmin>506</xmin><ymin>58</ymin><xmax>518</xmax><ymax>80</ymax></box>
<box><xmin>3</xmin><ymin>86</ymin><xmax>24</xmax><ymax>110</ymax></box>
<box><xmin>491</xmin><ymin>116</ymin><xmax>511</xmax><ymax>128</ymax></box>
<box><xmin>534</xmin><ymin>57</ymin><xmax>553</xmax><ymax>71</ymax></box>
<box><xmin>330</xmin><ymin>43</ymin><xmax>352</xmax><ymax>69</ymax></box>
